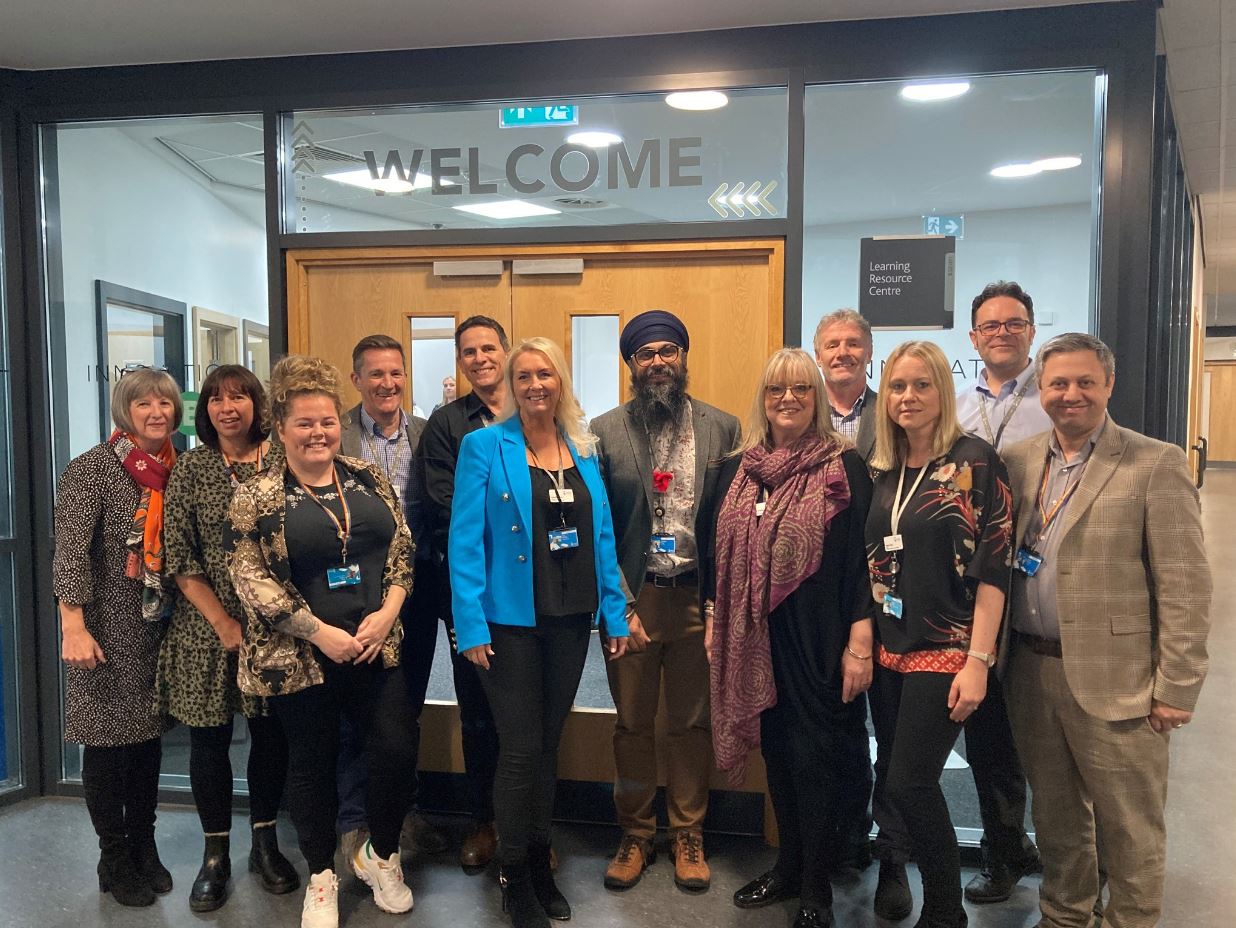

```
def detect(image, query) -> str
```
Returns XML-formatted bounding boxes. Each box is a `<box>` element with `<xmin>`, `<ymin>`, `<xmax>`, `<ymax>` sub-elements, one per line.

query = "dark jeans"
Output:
<box><xmin>272</xmin><ymin>662</ymin><xmax>417</xmax><ymax>875</ymax></box>
<box><xmin>761</xmin><ymin>681</ymin><xmax>868</xmax><ymax>909</ymax></box>
<box><xmin>190</xmin><ymin>714</ymin><xmax>288</xmax><ymax>833</ymax></box>
<box><xmin>81</xmin><ymin>737</ymin><xmax>163</xmax><ymax>849</ymax></box>
<box><xmin>478</xmin><ymin>617</ymin><xmax>591</xmax><ymax>866</ymax></box>
<box><xmin>337</xmin><ymin>585</ymin><xmax>436</xmax><ymax>834</ymax></box>
<box><xmin>964</xmin><ymin>671</ymin><xmax>1036</xmax><ymax>867</ymax></box>
<box><xmin>869</xmin><ymin>666</ymin><xmax>967</xmax><ymax>928</ymax></box>
<box><xmin>870</xmin><ymin>667</ymin><xmax>912</xmax><ymax>865</ymax></box>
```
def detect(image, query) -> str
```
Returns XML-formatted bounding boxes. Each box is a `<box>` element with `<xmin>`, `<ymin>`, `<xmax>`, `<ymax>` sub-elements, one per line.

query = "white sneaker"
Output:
<box><xmin>301</xmin><ymin>869</ymin><xmax>339</xmax><ymax>928</ymax></box>
<box><xmin>353</xmin><ymin>838</ymin><xmax>414</xmax><ymax>914</ymax></box>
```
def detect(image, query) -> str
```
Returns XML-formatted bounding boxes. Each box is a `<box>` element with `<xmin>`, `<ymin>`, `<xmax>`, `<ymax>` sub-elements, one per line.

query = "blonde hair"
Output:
<box><xmin>268</xmin><ymin>355</ymin><xmax>346</xmax><ymax>424</ymax></box>
<box><xmin>870</xmin><ymin>340</ymin><xmax>963</xmax><ymax>472</ymax></box>
<box><xmin>500</xmin><ymin>337</ymin><xmax>598</xmax><ymax>458</ymax></box>
<box><xmin>111</xmin><ymin>368</ymin><xmax>184</xmax><ymax>434</ymax></box>
<box><xmin>740</xmin><ymin>347</ymin><xmax>841</xmax><ymax>453</ymax></box>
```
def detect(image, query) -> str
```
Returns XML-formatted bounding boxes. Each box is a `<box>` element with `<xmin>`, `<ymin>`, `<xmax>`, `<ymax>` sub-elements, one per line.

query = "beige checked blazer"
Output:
<box><xmin>1002</xmin><ymin>417</ymin><xmax>1211</xmax><ymax>721</ymax></box>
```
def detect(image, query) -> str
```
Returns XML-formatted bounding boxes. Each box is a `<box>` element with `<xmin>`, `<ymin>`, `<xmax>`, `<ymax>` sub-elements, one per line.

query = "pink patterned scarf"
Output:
<box><xmin>709</xmin><ymin>434</ymin><xmax>850</xmax><ymax>784</ymax></box>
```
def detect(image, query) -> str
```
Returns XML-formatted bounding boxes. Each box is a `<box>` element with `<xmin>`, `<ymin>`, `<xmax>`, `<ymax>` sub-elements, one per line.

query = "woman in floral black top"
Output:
<box><xmin>864</xmin><ymin>341</ymin><xmax>1012</xmax><ymax>928</ymax></box>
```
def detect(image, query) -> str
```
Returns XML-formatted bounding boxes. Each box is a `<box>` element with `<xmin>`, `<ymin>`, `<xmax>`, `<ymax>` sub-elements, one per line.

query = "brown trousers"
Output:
<box><xmin>1006</xmin><ymin>643</ymin><xmax>1170</xmax><ymax>928</ymax></box>
<box><xmin>605</xmin><ymin>583</ymin><xmax>712</xmax><ymax>838</ymax></box>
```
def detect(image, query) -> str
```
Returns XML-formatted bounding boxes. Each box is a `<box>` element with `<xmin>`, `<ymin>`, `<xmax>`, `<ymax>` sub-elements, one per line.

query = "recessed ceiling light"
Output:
<box><xmin>990</xmin><ymin>162</ymin><xmax>1044</xmax><ymax>178</ymax></box>
<box><xmin>324</xmin><ymin>168</ymin><xmax>457</xmax><ymax>193</ymax></box>
<box><xmin>1034</xmin><ymin>155</ymin><xmax>1083</xmax><ymax>172</ymax></box>
<box><xmin>453</xmin><ymin>200</ymin><xmax>561</xmax><ymax>220</ymax></box>
<box><xmin>665</xmin><ymin>91</ymin><xmax>729</xmax><ymax>111</ymax></box>
<box><xmin>566</xmin><ymin>130</ymin><xmax>623</xmax><ymax>148</ymax></box>
<box><xmin>900</xmin><ymin>81</ymin><xmax>971</xmax><ymax>102</ymax></box>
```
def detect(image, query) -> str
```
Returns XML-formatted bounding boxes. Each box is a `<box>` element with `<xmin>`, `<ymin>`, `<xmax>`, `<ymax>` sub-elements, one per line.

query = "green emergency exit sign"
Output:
<box><xmin>499</xmin><ymin>106</ymin><xmax>579</xmax><ymax>128</ymax></box>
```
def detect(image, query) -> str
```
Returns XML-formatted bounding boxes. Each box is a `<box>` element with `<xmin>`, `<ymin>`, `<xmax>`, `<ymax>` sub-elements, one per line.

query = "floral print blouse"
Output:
<box><xmin>865</xmin><ymin>435</ymin><xmax>1012</xmax><ymax>671</ymax></box>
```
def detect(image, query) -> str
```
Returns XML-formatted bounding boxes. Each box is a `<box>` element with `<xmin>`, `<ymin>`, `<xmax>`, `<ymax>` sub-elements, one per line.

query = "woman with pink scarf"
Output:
<box><xmin>703</xmin><ymin>348</ymin><xmax>875</xmax><ymax>928</ymax></box>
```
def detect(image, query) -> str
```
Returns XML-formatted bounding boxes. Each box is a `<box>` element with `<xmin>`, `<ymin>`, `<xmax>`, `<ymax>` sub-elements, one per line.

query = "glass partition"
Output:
<box><xmin>0</xmin><ymin>153</ymin><xmax>18</xmax><ymax>791</ymax></box>
<box><xmin>409</xmin><ymin>316</ymin><xmax>457</xmax><ymax>418</ymax></box>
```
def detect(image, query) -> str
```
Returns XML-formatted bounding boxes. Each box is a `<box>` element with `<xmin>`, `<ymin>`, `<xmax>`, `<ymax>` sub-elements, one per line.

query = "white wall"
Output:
<box><xmin>55</xmin><ymin>126</ymin><xmax>268</xmax><ymax>456</ymax></box>
<box><xmin>801</xmin><ymin>202</ymin><xmax>1094</xmax><ymax>386</ymax></box>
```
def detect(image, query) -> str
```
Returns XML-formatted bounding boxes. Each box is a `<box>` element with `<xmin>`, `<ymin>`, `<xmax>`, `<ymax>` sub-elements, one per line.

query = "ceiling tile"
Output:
<box><xmin>1185</xmin><ymin>147</ymin><xmax>1223</xmax><ymax>173</ymax></box>
<box><xmin>1189</xmin><ymin>167</ymin><xmax>1221</xmax><ymax>192</ymax></box>
<box><xmin>1168</xmin><ymin>44</ymin><xmax>1223</xmax><ymax>90</ymax></box>
<box><xmin>1162</xmin><ymin>0</ymin><xmax>1222</xmax><ymax>47</ymax></box>
<box><xmin>1180</xmin><ymin>119</ymin><xmax>1221</xmax><ymax>150</ymax></box>
<box><xmin>1173</xmin><ymin>86</ymin><xmax>1224</xmax><ymax>124</ymax></box>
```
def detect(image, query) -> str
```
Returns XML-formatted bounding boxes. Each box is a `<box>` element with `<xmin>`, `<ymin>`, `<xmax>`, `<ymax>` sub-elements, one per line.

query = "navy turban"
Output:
<box><xmin>619</xmin><ymin>310</ymin><xmax>690</xmax><ymax>360</ymax></box>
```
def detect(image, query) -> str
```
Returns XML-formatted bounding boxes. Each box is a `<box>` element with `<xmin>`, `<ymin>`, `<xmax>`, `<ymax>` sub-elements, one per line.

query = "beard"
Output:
<box><xmin>630</xmin><ymin>364</ymin><xmax>689</xmax><ymax>432</ymax></box>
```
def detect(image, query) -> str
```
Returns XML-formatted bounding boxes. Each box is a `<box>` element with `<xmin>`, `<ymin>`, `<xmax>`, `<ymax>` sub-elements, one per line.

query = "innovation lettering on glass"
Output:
<box><xmin>499</xmin><ymin>106</ymin><xmax>580</xmax><ymax>128</ymax></box>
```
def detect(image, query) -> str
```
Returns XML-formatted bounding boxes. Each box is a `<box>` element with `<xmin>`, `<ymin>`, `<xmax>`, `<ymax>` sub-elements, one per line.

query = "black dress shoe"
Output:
<box><xmin>733</xmin><ymin>870</ymin><xmax>800</xmax><ymax>909</ymax></box>
<box><xmin>963</xmin><ymin>848</ymin><xmax>1041</xmax><ymax>904</ymax></box>
<box><xmin>874</xmin><ymin>860</ymin><xmax>913</xmax><ymax>921</ymax></box>
<box><xmin>793</xmin><ymin>906</ymin><xmax>835</xmax><ymax>928</ymax></box>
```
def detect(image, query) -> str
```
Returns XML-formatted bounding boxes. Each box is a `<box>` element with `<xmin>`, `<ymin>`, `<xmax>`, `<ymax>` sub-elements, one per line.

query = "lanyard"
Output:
<box><xmin>295</xmin><ymin>465</ymin><xmax>353</xmax><ymax>564</ymax></box>
<box><xmin>890</xmin><ymin>459</ymin><xmax>931</xmax><ymax>537</ymax></box>
<box><xmin>221</xmin><ymin>444</ymin><xmax>265</xmax><ymax>488</ymax></box>
<box><xmin>527</xmin><ymin>433</ymin><xmax>569</xmax><ymax>526</ymax></box>
<box><xmin>361</xmin><ymin>425</ymin><xmax>406</xmax><ymax>488</ymax></box>
<box><xmin>977</xmin><ymin>377</ymin><xmax>1031</xmax><ymax>449</ymax></box>
<box><xmin>1031</xmin><ymin>448</ymin><xmax>1088</xmax><ymax>546</ymax></box>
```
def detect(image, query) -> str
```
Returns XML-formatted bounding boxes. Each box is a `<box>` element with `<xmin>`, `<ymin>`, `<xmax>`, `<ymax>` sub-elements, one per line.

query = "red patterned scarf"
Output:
<box><xmin>709</xmin><ymin>433</ymin><xmax>850</xmax><ymax>784</ymax></box>
<box><xmin>109</xmin><ymin>430</ymin><xmax>176</xmax><ymax>621</ymax></box>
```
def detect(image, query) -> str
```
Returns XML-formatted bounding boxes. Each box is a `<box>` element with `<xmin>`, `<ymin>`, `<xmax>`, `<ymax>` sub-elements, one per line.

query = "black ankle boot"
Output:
<box><xmin>528</xmin><ymin>842</ymin><xmax>570</xmax><ymax>920</ymax></box>
<box><xmin>189</xmin><ymin>834</ymin><xmax>231</xmax><ymax>912</ymax></box>
<box><xmin>500</xmin><ymin>863</ymin><xmax>550</xmax><ymax>928</ymax></box>
<box><xmin>249</xmin><ymin>823</ymin><xmax>300</xmax><ymax>894</ymax></box>
<box><xmin>130</xmin><ymin>832</ymin><xmax>173</xmax><ymax>894</ymax></box>
<box><xmin>98</xmin><ymin>842</ymin><xmax>156</xmax><ymax>908</ymax></box>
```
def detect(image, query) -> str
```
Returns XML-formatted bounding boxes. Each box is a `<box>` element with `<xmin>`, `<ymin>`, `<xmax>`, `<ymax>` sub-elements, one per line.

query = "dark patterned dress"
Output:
<box><xmin>154</xmin><ymin>445</ymin><xmax>269</xmax><ymax>726</ymax></box>
<box><xmin>53</xmin><ymin>444</ymin><xmax>171</xmax><ymax>746</ymax></box>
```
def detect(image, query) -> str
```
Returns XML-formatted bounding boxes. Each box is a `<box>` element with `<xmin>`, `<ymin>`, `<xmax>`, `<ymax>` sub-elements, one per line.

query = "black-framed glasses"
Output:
<box><xmin>765</xmin><ymin>383</ymin><xmax>814</xmax><ymax>400</ymax></box>
<box><xmin>631</xmin><ymin>345</ymin><xmax>682</xmax><ymax>366</ymax></box>
<box><xmin>974</xmin><ymin>319</ymin><xmax>1031</xmax><ymax>336</ymax></box>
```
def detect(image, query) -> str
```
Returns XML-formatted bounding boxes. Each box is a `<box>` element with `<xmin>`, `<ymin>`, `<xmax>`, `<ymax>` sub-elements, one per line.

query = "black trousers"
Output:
<box><xmin>870</xmin><ymin>667</ymin><xmax>912</xmax><ymax>864</ymax></box>
<box><xmin>963</xmin><ymin>671</ymin><xmax>1036</xmax><ymax>866</ymax></box>
<box><xmin>869</xmin><ymin>666</ymin><xmax>967</xmax><ymax>928</ymax></box>
<box><xmin>272</xmin><ymin>662</ymin><xmax>417</xmax><ymax>875</ymax></box>
<box><xmin>761</xmin><ymin>681</ymin><xmax>868</xmax><ymax>909</ymax></box>
<box><xmin>830</xmin><ymin>691</ymin><xmax>875</xmax><ymax>862</ymax></box>
<box><xmin>189</xmin><ymin>714</ymin><xmax>288</xmax><ymax>834</ymax></box>
<box><xmin>478</xmin><ymin>617</ymin><xmax>591</xmax><ymax>866</ymax></box>
<box><xmin>81</xmin><ymin>737</ymin><xmax>163</xmax><ymax>850</ymax></box>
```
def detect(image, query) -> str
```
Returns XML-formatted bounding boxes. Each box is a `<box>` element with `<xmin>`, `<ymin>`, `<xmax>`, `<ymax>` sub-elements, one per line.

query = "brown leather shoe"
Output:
<box><xmin>604</xmin><ymin>834</ymin><xmax>655</xmax><ymax>889</ymax></box>
<box><xmin>459</xmin><ymin>822</ymin><xmax>497</xmax><ymax>870</ymax></box>
<box><xmin>671</xmin><ymin>830</ymin><xmax>710</xmax><ymax>891</ymax></box>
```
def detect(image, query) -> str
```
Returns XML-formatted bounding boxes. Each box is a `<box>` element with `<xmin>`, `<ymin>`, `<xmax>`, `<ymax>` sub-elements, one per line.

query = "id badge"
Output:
<box><xmin>754</xmin><ymin>501</ymin><xmax>766</xmax><ymax>518</ymax></box>
<box><xmin>549</xmin><ymin>487</ymin><xmax>574</xmax><ymax>504</ymax></box>
<box><xmin>1015</xmin><ymin>546</ymin><xmax>1044</xmax><ymax>577</ymax></box>
<box><xmin>884</xmin><ymin>534</ymin><xmax>904</xmax><ymax>552</ymax></box>
<box><xmin>548</xmin><ymin>526</ymin><xmax>580</xmax><ymax>552</ymax></box>
<box><xmin>326</xmin><ymin>564</ymin><xmax>362</xmax><ymax>590</ymax></box>
<box><xmin>882</xmin><ymin>593</ymin><xmax>904</xmax><ymax>619</ymax></box>
<box><xmin>651</xmin><ymin>532</ymin><xmax>677</xmax><ymax>554</ymax></box>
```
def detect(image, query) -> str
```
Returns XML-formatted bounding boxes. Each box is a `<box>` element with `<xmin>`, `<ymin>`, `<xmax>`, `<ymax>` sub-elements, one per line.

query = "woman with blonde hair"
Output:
<box><xmin>226</xmin><ymin>355</ymin><xmax>417</xmax><ymax>928</ymax></box>
<box><xmin>450</xmin><ymin>337</ymin><xmax>628</xmax><ymax>928</ymax></box>
<box><xmin>865</xmin><ymin>340</ymin><xmax>1012</xmax><ymax>928</ymax></box>
<box><xmin>704</xmin><ymin>348</ymin><xmax>875</xmax><ymax>928</ymax></box>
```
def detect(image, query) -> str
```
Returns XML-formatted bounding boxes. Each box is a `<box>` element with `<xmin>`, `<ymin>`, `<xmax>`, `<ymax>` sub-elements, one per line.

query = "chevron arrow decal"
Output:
<box><xmin>706</xmin><ymin>180</ymin><xmax>780</xmax><ymax>219</ymax></box>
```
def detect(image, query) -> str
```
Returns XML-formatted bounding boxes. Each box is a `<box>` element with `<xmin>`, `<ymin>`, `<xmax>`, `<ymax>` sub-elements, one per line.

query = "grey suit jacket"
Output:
<box><xmin>854</xmin><ymin>386</ymin><xmax>878</xmax><ymax>463</ymax></box>
<box><xmin>592</xmin><ymin>398</ymin><xmax>741</xmax><ymax>603</ymax></box>
<box><xmin>340</xmin><ymin>403</ymin><xmax>428</xmax><ymax>547</ymax></box>
<box><xmin>1003</xmin><ymin>417</ymin><xmax>1211</xmax><ymax>720</ymax></box>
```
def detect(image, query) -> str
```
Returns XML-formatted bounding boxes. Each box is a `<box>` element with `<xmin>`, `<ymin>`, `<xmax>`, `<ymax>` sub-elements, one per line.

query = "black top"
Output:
<box><xmin>284</xmin><ymin>464</ymin><xmax>396</xmax><ymax>633</ymax></box>
<box><xmin>420</xmin><ymin>392</ymin><xmax>496</xmax><ymax>560</ymax></box>
<box><xmin>864</xmin><ymin>434</ymin><xmax>1013</xmax><ymax>655</ymax></box>
<box><xmin>528</xmin><ymin>465</ymin><xmax>598</xmax><ymax>617</ymax></box>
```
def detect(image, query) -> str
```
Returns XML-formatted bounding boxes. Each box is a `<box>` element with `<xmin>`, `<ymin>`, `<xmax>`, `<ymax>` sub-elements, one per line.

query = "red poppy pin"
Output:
<box><xmin>652</xmin><ymin>469</ymin><xmax>674</xmax><ymax>493</ymax></box>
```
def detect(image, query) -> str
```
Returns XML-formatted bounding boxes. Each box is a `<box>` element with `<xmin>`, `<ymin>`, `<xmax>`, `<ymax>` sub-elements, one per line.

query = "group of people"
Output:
<box><xmin>53</xmin><ymin>286</ymin><xmax>1210</xmax><ymax>928</ymax></box>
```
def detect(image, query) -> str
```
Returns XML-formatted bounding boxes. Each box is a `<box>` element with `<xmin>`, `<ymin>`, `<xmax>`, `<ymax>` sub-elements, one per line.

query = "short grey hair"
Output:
<box><xmin>812</xmin><ymin>308</ymin><xmax>872</xmax><ymax>353</ymax></box>
<box><xmin>111</xmin><ymin>368</ymin><xmax>184</xmax><ymax>434</ymax></box>
<box><xmin>1035</xmin><ymin>332</ymin><xmax>1115</xmax><ymax>383</ymax></box>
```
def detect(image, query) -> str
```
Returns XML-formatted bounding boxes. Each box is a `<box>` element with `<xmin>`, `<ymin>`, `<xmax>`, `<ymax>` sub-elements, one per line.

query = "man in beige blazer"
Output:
<box><xmin>1002</xmin><ymin>332</ymin><xmax>1211</xmax><ymax>928</ymax></box>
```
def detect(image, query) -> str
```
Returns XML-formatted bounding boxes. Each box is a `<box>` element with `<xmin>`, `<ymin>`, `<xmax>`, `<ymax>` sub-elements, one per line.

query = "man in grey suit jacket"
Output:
<box><xmin>1003</xmin><ymin>333</ymin><xmax>1211</xmax><ymax>928</ymax></box>
<box><xmin>336</xmin><ymin>334</ymin><xmax>443</xmax><ymax>862</ymax></box>
<box><xmin>592</xmin><ymin>311</ymin><xmax>740</xmax><ymax>893</ymax></box>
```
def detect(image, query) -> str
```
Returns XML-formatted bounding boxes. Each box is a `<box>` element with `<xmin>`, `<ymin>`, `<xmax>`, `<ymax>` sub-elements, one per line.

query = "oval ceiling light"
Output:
<box><xmin>665</xmin><ymin>90</ymin><xmax>729</xmax><ymax>111</ymax></box>
<box><xmin>566</xmin><ymin>130</ymin><xmax>623</xmax><ymax>148</ymax></box>
<box><xmin>990</xmin><ymin>162</ymin><xmax>1043</xmax><ymax>178</ymax></box>
<box><xmin>1034</xmin><ymin>155</ymin><xmax>1083</xmax><ymax>171</ymax></box>
<box><xmin>900</xmin><ymin>81</ymin><xmax>971</xmax><ymax>102</ymax></box>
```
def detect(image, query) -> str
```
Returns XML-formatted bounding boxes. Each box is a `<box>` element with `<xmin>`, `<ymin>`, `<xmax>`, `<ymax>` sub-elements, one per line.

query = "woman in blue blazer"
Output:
<box><xmin>450</xmin><ymin>336</ymin><xmax>628</xmax><ymax>928</ymax></box>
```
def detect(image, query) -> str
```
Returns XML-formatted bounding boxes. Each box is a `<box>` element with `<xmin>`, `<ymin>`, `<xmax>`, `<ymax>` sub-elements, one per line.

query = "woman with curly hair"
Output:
<box><xmin>226</xmin><ymin>355</ymin><xmax>417</xmax><ymax>928</ymax></box>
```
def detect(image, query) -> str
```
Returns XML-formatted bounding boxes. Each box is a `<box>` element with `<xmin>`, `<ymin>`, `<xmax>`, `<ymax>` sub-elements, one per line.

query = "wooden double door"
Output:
<box><xmin>286</xmin><ymin>239</ymin><xmax>785</xmax><ymax>422</ymax></box>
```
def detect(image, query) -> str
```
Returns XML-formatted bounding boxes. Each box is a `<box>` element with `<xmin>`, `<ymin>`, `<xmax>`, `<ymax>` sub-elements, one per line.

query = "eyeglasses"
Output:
<box><xmin>631</xmin><ymin>345</ymin><xmax>682</xmax><ymax>366</ymax></box>
<box><xmin>765</xmin><ymin>383</ymin><xmax>814</xmax><ymax>400</ymax></box>
<box><xmin>974</xmin><ymin>319</ymin><xmax>1031</xmax><ymax>336</ymax></box>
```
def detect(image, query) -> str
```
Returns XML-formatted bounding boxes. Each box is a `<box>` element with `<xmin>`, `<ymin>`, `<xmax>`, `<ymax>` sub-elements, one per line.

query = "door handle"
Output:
<box><xmin>1192</xmin><ymin>436</ymin><xmax>1208</xmax><ymax>489</ymax></box>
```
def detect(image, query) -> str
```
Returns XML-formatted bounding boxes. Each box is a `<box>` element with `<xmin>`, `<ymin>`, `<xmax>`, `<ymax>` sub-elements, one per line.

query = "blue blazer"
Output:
<box><xmin>449</xmin><ymin>416</ymin><xmax>629</xmax><ymax>653</ymax></box>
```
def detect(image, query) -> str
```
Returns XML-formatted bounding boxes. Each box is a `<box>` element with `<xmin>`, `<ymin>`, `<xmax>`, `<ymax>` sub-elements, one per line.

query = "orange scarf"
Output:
<box><xmin>109</xmin><ymin>430</ymin><xmax>177</xmax><ymax>619</ymax></box>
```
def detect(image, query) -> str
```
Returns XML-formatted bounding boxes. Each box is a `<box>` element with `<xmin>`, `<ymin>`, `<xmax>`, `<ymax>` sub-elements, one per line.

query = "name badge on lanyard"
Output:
<box><xmin>882</xmin><ymin>593</ymin><xmax>904</xmax><ymax>619</ymax></box>
<box><xmin>326</xmin><ymin>564</ymin><xmax>362</xmax><ymax>589</ymax></box>
<box><xmin>651</xmin><ymin>532</ymin><xmax>676</xmax><ymax>553</ymax></box>
<box><xmin>549</xmin><ymin>487</ymin><xmax>574</xmax><ymax>504</ymax></box>
<box><xmin>548</xmin><ymin>526</ymin><xmax>580</xmax><ymax>551</ymax></box>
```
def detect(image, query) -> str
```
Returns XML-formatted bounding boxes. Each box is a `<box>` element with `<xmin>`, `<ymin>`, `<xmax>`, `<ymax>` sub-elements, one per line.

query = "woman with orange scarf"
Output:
<box><xmin>54</xmin><ymin>368</ymin><xmax>181</xmax><ymax>908</ymax></box>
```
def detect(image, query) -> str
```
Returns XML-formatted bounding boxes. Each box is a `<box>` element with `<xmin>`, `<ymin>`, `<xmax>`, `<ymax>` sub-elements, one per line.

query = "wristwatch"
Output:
<box><xmin>967</xmin><ymin>649</ymin><xmax>996</xmax><ymax>668</ymax></box>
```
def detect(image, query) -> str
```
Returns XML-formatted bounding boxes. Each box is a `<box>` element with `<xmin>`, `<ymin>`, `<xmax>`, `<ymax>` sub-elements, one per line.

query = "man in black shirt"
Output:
<box><xmin>418</xmin><ymin>316</ymin><xmax>510</xmax><ymax>869</ymax></box>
